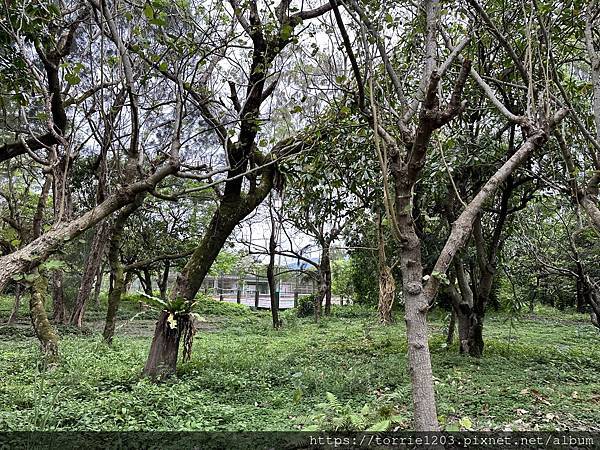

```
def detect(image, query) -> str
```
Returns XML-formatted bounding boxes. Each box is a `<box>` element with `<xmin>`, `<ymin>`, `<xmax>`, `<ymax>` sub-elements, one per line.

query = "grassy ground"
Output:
<box><xmin>0</xmin><ymin>294</ymin><xmax>599</xmax><ymax>431</ymax></box>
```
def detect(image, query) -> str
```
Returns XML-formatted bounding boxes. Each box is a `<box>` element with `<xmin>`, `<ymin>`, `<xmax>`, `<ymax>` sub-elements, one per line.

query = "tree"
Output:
<box><xmin>333</xmin><ymin>0</ymin><xmax>568</xmax><ymax>429</ymax></box>
<box><xmin>142</xmin><ymin>0</ymin><xmax>334</xmax><ymax>378</ymax></box>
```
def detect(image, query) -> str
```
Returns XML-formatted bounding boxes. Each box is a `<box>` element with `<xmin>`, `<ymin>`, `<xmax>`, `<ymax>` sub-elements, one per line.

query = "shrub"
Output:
<box><xmin>296</xmin><ymin>294</ymin><xmax>316</xmax><ymax>318</ymax></box>
<box><xmin>193</xmin><ymin>295</ymin><xmax>252</xmax><ymax>317</ymax></box>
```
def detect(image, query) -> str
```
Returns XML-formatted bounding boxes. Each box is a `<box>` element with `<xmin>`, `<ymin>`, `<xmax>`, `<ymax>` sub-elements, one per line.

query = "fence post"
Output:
<box><xmin>294</xmin><ymin>291</ymin><xmax>299</xmax><ymax>308</ymax></box>
<box><xmin>254</xmin><ymin>289</ymin><xmax>260</xmax><ymax>309</ymax></box>
<box><xmin>237</xmin><ymin>290</ymin><xmax>241</xmax><ymax>304</ymax></box>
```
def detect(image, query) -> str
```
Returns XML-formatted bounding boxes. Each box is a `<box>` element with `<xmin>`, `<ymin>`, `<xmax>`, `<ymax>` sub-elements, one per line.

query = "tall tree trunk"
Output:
<box><xmin>124</xmin><ymin>271</ymin><xmax>133</xmax><ymax>294</ymax></box>
<box><xmin>325</xmin><ymin>265</ymin><xmax>332</xmax><ymax>315</ymax></box>
<box><xmin>27</xmin><ymin>172</ymin><xmax>59</xmax><ymax>363</ymax></box>
<box><xmin>446</xmin><ymin>310</ymin><xmax>456</xmax><ymax>346</ymax></box>
<box><xmin>103</xmin><ymin>199</ymin><xmax>143</xmax><ymax>344</ymax></box>
<box><xmin>142</xmin><ymin>268</ymin><xmax>153</xmax><ymax>296</ymax></box>
<box><xmin>396</xmin><ymin>179</ymin><xmax>439</xmax><ymax>430</ymax></box>
<box><xmin>377</xmin><ymin>211</ymin><xmax>395</xmax><ymax>324</ymax></box>
<box><xmin>158</xmin><ymin>261</ymin><xmax>170</xmax><ymax>299</ymax></box>
<box><xmin>315</xmin><ymin>240</ymin><xmax>331</xmax><ymax>319</ymax></box>
<box><xmin>587</xmin><ymin>287</ymin><xmax>600</xmax><ymax>330</ymax></box>
<box><xmin>93</xmin><ymin>262</ymin><xmax>104</xmax><ymax>308</ymax></box>
<box><xmin>51</xmin><ymin>269</ymin><xmax>66</xmax><ymax>324</ymax></box>
<box><xmin>71</xmin><ymin>222</ymin><xmax>109</xmax><ymax>326</ymax></box>
<box><xmin>7</xmin><ymin>283</ymin><xmax>21</xmax><ymax>325</ymax></box>
<box><xmin>576</xmin><ymin>263</ymin><xmax>588</xmax><ymax>313</ymax></box>
<box><xmin>29</xmin><ymin>269</ymin><xmax>59</xmax><ymax>367</ymax></box>
<box><xmin>267</xmin><ymin>200</ymin><xmax>281</xmax><ymax>329</ymax></box>
<box><xmin>401</xmin><ymin>257</ymin><xmax>439</xmax><ymax>430</ymax></box>
<box><xmin>141</xmin><ymin>46</ymin><xmax>297</xmax><ymax>376</ymax></box>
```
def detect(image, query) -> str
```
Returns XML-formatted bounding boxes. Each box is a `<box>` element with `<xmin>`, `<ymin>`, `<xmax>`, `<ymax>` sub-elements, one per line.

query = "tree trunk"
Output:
<box><xmin>403</xmin><ymin>276</ymin><xmax>439</xmax><ymax>430</ymax></box>
<box><xmin>576</xmin><ymin>278</ymin><xmax>587</xmax><ymax>313</ymax></box>
<box><xmin>72</xmin><ymin>222</ymin><xmax>109</xmax><ymax>326</ymax></box>
<box><xmin>142</xmin><ymin>268</ymin><xmax>153</xmax><ymax>296</ymax></box>
<box><xmin>267</xmin><ymin>202</ymin><xmax>281</xmax><ymax>329</ymax></box>
<box><xmin>325</xmin><ymin>271</ymin><xmax>332</xmax><ymax>315</ymax></box>
<box><xmin>158</xmin><ymin>261</ymin><xmax>170</xmax><ymax>299</ymax></box>
<box><xmin>124</xmin><ymin>271</ymin><xmax>134</xmax><ymax>294</ymax></box>
<box><xmin>51</xmin><ymin>271</ymin><xmax>67</xmax><ymax>324</ymax></box>
<box><xmin>377</xmin><ymin>211</ymin><xmax>395</xmax><ymax>324</ymax></box>
<box><xmin>450</xmin><ymin>259</ymin><xmax>486</xmax><ymax>357</ymax></box>
<box><xmin>583</xmin><ymin>277</ymin><xmax>600</xmax><ymax>330</ymax></box>
<box><xmin>7</xmin><ymin>283</ymin><xmax>22</xmax><ymax>325</ymax></box>
<box><xmin>29</xmin><ymin>269</ymin><xmax>59</xmax><ymax>367</ymax></box>
<box><xmin>314</xmin><ymin>273</ymin><xmax>326</xmax><ymax>322</ymax></box>
<box><xmin>93</xmin><ymin>262</ymin><xmax>104</xmax><ymax>308</ymax></box>
<box><xmin>143</xmin><ymin>310</ymin><xmax>190</xmax><ymax>379</ymax></box>
<box><xmin>314</xmin><ymin>243</ymin><xmax>332</xmax><ymax>319</ymax></box>
<box><xmin>396</xmin><ymin>184</ymin><xmax>439</xmax><ymax>430</ymax></box>
<box><xmin>378</xmin><ymin>265</ymin><xmax>395</xmax><ymax>325</ymax></box>
<box><xmin>103</xmin><ymin>243</ymin><xmax>125</xmax><ymax>345</ymax></box>
<box><xmin>142</xmin><ymin>113</ymin><xmax>281</xmax><ymax>377</ymax></box>
<box><xmin>103</xmin><ymin>199</ymin><xmax>143</xmax><ymax>343</ymax></box>
<box><xmin>446</xmin><ymin>310</ymin><xmax>456</xmax><ymax>346</ymax></box>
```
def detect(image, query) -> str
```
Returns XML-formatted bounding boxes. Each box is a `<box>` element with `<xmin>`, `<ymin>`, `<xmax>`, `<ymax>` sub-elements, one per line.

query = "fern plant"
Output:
<box><xmin>301</xmin><ymin>392</ymin><xmax>405</xmax><ymax>431</ymax></box>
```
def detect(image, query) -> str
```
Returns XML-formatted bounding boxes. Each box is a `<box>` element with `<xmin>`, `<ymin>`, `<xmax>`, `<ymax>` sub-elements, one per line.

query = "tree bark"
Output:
<box><xmin>142</xmin><ymin>268</ymin><xmax>153</xmax><ymax>296</ymax></box>
<box><xmin>446</xmin><ymin>310</ymin><xmax>456</xmax><ymax>346</ymax></box>
<box><xmin>325</xmin><ymin>272</ymin><xmax>332</xmax><ymax>315</ymax></box>
<box><xmin>394</xmin><ymin>155</ymin><xmax>439</xmax><ymax>430</ymax></box>
<box><xmin>377</xmin><ymin>211</ymin><xmax>395</xmax><ymax>324</ymax></box>
<box><xmin>140</xmin><ymin>4</ymin><xmax>319</xmax><ymax>377</ymax></box>
<box><xmin>103</xmin><ymin>199</ymin><xmax>143</xmax><ymax>344</ymax></box>
<box><xmin>71</xmin><ymin>221</ymin><xmax>109</xmax><ymax>326</ymax></box>
<box><xmin>29</xmin><ymin>269</ymin><xmax>59</xmax><ymax>367</ymax></box>
<box><xmin>313</xmin><ymin>244</ymin><xmax>331</xmax><ymax>321</ymax></box>
<box><xmin>449</xmin><ymin>258</ymin><xmax>486</xmax><ymax>357</ymax></box>
<box><xmin>587</xmin><ymin>284</ymin><xmax>600</xmax><ymax>330</ymax></box>
<box><xmin>158</xmin><ymin>261</ymin><xmax>170</xmax><ymax>299</ymax></box>
<box><xmin>143</xmin><ymin>310</ymin><xmax>190</xmax><ymax>379</ymax></box>
<box><xmin>51</xmin><ymin>271</ymin><xmax>67</xmax><ymax>324</ymax></box>
<box><xmin>267</xmin><ymin>201</ymin><xmax>281</xmax><ymax>329</ymax></box>
<box><xmin>7</xmin><ymin>284</ymin><xmax>21</xmax><ymax>325</ymax></box>
<box><xmin>93</xmin><ymin>262</ymin><xmax>104</xmax><ymax>308</ymax></box>
<box><xmin>322</xmin><ymin>245</ymin><xmax>332</xmax><ymax>316</ymax></box>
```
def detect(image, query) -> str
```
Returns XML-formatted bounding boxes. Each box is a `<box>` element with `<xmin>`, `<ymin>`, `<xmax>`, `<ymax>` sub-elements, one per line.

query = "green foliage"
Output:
<box><xmin>296</xmin><ymin>294</ymin><xmax>315</xmax><ymax>317</ymax></box>
<box><xmin>349</xmin><ymin>252</ymin><xmax>379</xmax><ymax>305</ymax></box>
<box><xmin>0</xmin><ymin>302</ymin><xmax>599</xmax><ymax>431</ymax></box>
<box><xmin>208</xmin><ymin>251</ymin><xmax>254</xmax><ymax>278</ymax></box>
<box><xmin>300</xmin><ymin>391</ymin><xmax>405</xmax><ymax>431</ymax></box>
<box><xmin>192</xmin><ymin>295</ymin><xmax>252</xmax><ymax>318</ymax></box>
<box><xmin>331</xmin><ymin>258</ymin><xmax>354</xmax><ymax>301</ymax></box>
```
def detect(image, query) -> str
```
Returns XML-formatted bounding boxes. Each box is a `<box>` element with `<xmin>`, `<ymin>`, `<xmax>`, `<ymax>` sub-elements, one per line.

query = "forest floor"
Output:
<box><xmin>0</xmin><ymin>295</ymin><xmax>599</xmax><ymax>431</ymax></box>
